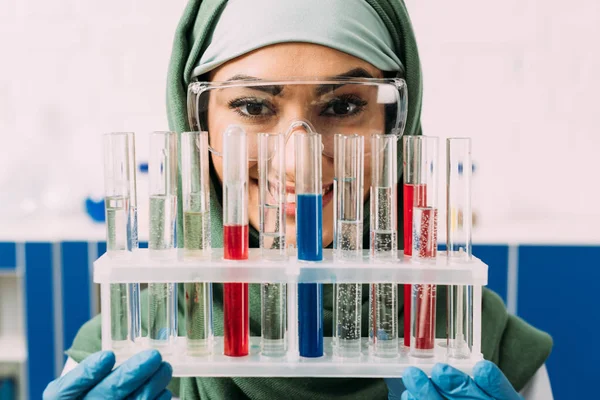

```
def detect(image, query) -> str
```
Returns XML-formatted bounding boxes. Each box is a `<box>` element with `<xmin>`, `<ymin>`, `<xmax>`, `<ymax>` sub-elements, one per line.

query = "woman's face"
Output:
<box><xmin>208</xmin><ymin>43</ymin><xmax>384</xmax><ymax>247</ymax></box>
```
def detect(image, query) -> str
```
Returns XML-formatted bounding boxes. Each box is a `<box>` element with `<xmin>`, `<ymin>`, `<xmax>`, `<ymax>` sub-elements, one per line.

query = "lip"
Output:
<box><xmin>285</xmin><ymin>183</ymin><xmax>334</xmax><ymax>217</ymax></box>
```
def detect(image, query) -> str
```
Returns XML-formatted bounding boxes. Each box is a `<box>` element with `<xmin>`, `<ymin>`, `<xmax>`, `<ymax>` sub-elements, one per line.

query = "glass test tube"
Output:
<box><xmin>446</xmin><ymin>138</ymin><xmax>473</xmax><ymax>359</ymax></box>
<box><xmin>103</xmin><ymin>132</ymin><xmax>141</xmax><ymax>348</ymax></box>
<box><xmin>148</xmin><ymin>131</ymin><xmax>178</xmax><ymax>347</ymax></box>
<box><xmin>369</xmin><ymin>134</ymin><xmax>399</xmax><ymax>357</ymax></box>
<box><xmin>402</xmin><ymin>136</ymin><xmax>429</xmax><ymax>347</ymax></box>
<box><xmin>223</xmin><ymin>126</ymin><xmax>249</xmax><ymax>357</ymax></box>
<box><xmin>410</xmin><ymin>136</ymin><xmax>439</xmax><ymax>358</ymax></box>
<box><xmin>258</xmin><ymin>133</ymin><xmax>287</xmax><ymax>356</ymax></box>
<box><xmin>181</xmin><ymin>131</ymin><xmax>213</xmax><ymax>356</ymax></box>
<box><xmin>295</xmin><ymin>132</ymin><xmax>324</xmax><ymax>358</ymax></box>
<box><xmin>333</xmin><ymin>134</ymin><xmax>364</xmax><ymax>357</ymax></box>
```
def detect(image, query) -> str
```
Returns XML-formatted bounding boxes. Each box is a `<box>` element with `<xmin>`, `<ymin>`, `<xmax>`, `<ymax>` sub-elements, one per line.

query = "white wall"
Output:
<box><xmin>1</xmin><ymin>0</ymin><xmax>598</xmax><ymax>237</ymax></box>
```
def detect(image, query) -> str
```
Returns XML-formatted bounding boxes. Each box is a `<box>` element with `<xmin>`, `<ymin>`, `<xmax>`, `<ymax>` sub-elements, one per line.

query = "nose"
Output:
<box><xmin>283</xmin><ymin>120</ymin><xmax>317</xmax><ymax>186</ymax></box>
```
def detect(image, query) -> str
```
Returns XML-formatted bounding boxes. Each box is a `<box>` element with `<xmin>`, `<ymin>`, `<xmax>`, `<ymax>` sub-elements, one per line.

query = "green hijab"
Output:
<box><xmin>68</xmin><ymin>1</ymin><xmax>552</xmax><ymax>398</ymax></box>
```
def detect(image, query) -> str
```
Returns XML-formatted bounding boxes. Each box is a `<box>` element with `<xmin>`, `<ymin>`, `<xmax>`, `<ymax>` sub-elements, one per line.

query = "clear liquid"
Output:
<box><xmin>260</xmin><ymin>231</ymin><xmax>286</xmax><ymax>260</ymax></box>
<box><xmin>371</xmin><ymin>230</ymin><xmax>397</xmax><ymax>258</ymax></box>
<box><xmin>371</xmin><ymin>187</ymin><xmax>396</xmax><ymax>258</ymax></box>
<box><xmin>110</xmin><ymin>283</ymin><xmax>128</xmax><ymax>342</ymax></box>
<box><xmin>373</xmin><ymin>283</ymin><xmax>398</xmax><ymax>357</ymax></box>
<box><xmin>106</xmin><ymin>195</ymin><xmax>129</xmax><ymax>253</ymax></box>
<box><xmin>334</xmin><ymin>283</ymin><xmax>362</xmax><ymax>357</ymax></box>
<box><xmin>149</xmin><ymin>194</ymin><xmax>177</xmax><ymax>254</ymax></box>
<box><xmin>335</xmin><ymin>220</ymin><xmax>363</xmax><ymax>260</ymax></box>
<box><xmin>183</xmin><ymin>210</ymin><xmax>210</xmax><ymax>257</ymax></box>
<box><xmin>261</xmin><ymin>283</ymin><xmax>287</xmax><ymax>356</ymax></box>
<box><xmin>149</xmin><ymin>283</ymin><xmax>177</xmax><ymax>346</ymax></box>
<box><xmin>185</xmin><ymin>282</ymin><xmax>212</xmax><ymax>355</ymax></box>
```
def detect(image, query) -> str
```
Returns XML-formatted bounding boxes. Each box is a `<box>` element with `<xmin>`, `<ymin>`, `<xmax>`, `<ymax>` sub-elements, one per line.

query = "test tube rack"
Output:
<box><xmin>94</xmin><ymin>248</ymin><xmax>487</xmax><ymax>377</ymax></box>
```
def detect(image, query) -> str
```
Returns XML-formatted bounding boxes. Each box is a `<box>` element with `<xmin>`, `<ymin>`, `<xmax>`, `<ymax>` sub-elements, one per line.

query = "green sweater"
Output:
<box><xmin>67</xmin><ymin>0</ymin><xmax>552</xmax><ymax>398</ymax></box>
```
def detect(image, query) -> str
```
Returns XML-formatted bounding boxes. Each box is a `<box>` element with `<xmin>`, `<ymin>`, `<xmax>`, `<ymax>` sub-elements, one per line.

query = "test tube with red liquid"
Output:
<box><xmin>402</xmin><ymin>136</ymin><xmax>429</xmax><ymax>348</ymax></box>
<box><xmin>369</xmin><ymin>134</ymin><xmax>399</xmax><ymax>358</ymax></box>
<box><xmin>409</xmin><ymin>136</ymin><xmax>439</xmax><ymax>358</ymax></box>
<box><xmin>223</xmin><ymin>126</ymin><xmax>249</xmax><ymax>357</ymax></box>
<box><xmin>446</xmin><ymin>138</ymin><xmax>473</xmax><ymax>359</ymax></box>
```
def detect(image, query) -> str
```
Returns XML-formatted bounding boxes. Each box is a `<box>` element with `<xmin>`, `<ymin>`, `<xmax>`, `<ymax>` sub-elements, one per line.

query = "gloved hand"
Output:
<box><xmin>43</xmin><ymin>349</ymin><xmax>173</xmax><ymax>400</ymax></box>
<box><xmin>385</xmin><ymin>360</ymin><xmax>522</xmax><ymax>400</ymax></box>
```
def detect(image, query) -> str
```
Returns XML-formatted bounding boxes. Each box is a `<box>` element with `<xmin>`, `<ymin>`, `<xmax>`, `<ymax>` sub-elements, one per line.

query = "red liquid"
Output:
<box><xmin>402</xmin><ymin>184</ymin><xmax>427</xmax><ymax>346</ymax></box>
<box><xmin>223</xmin><ymin>224</ymin><xmax>249</xmax><ymax>356</ymax></box>
<box><xmin>224</xmin><ymin>283</ymin><xmax>249</xmax><ymax>356</ymax></box>
<box><xmin>414</xmin><ymin>207</ymin><xmax>438</xmax><ymax>350</ymax></box>
<box><xmin>224</xmin><ymin>224</ymin><xmax>249</xmax><ymax>260</ymax></box>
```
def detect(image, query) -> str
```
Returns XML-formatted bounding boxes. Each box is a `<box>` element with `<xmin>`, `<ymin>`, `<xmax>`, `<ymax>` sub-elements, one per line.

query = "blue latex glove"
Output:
<box><xmin>43</xmin><ymin>349</ymin><xmax>173</xmax><ymax>400</ymax></box>
<box><xmin>385</xmin><ymin>360</ymin><xmax>522</xmax><ymax>400</ymax></box>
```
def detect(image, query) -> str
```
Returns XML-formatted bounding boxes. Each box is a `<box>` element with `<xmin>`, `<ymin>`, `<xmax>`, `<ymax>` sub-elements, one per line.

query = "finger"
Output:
<box><xmin>44</xmin><ymin>351</ymin><xmax>115</xmax><ymax>399</ymax></box>
<box><xmin>128</xmin><ymin>362</ymin><xmax>173</xmax><ymax>400</ymax></box>
<box><xmin>473</xmin><ymin>360</ymin><xmax>523</xmax><ymax>400</ymax></box>
<box><xmin>430</xmin><ymin>363</ymin><xmax>489</xmax><ymax>399</ymax></box>
<box><xmin>401</xmin><ymin>367</ymin><xmax>444</xmax><ymax>400</ymax></box>
<box><xmin>400</xmin><ymin>390</ymin><xmax>417</xmax><ymax>400</ymax></box>
<box><xmin>85</xmin><ymin>349</ymin><xmax>163</xmax><ymax>399</ymax></box>
<box><xmin>154</xmin><ymin>389</ymin><xmax>173</xmax><ymax>400</ymax></box>
<box><xmin>383</xmin><ymin>377</ymin><xmax>405</xmax><ymax>400</ymax></box>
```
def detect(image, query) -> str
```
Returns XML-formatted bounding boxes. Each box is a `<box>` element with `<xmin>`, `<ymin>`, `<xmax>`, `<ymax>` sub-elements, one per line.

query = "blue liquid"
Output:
<box><xmin>296</xmin><ymin>194</ymin><xmax>323</xmax><ymax>261</ymax></box>
<box><xmin>299</xmin><ymin>283</ymin><xmax>323</xmax><ymax>357</ymax></box>
<box><xmin>296</xmin><ymin>194</ymin><xmax>323</xmax><ymax>357</ymax></box>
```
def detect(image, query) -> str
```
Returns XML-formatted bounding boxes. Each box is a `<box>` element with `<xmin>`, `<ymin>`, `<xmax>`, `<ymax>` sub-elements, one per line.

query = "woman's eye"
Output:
<box><xmin>321</xmin><ymin>96</ymin><xmax>367</xmax><ymax>117</ymax></box>
<box><xmin>228</xmin><ymin>98</ymin><xmax>274</xmax><ymax>117</ymax></box>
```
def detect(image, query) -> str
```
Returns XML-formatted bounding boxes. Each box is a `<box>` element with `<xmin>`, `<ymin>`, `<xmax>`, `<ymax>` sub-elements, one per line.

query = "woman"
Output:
<box><xmin>44</xmin><ymin>0</ymin><xmax>552</xmax><ymax>399</ymax></box>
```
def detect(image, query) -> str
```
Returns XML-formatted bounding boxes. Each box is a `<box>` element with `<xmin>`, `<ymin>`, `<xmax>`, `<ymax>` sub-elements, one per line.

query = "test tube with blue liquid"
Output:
<box><xmin>148</xmin><ymin>131</ymin><xmax>178</xmax><ymax>348</ymax></box>
<box><xmin>181</xmin><ymin>131</ymin><xmax>213</xmax><ymax>356</ymax></box>
<box><xmin>295</xmin><ymin>131</ymin><xmax>323</xmax><ymax>358</ymax></box>
<box><xmin>369</xmin><ymin>134</ymin><xmax>399</xmax><ymax>358</ymax></box>
<box><xmin>258</xmin><ymin>133</ymin><xmax>287</xmax><ymax>356</ymax></box>
<box><xmin>446</xmin><ymin>137</ymin><xmax>473</xmax><ymax>359</ymax></box>
<box><xmin>333</xmin><ymin>134</ymin><xmax>364</xmax><ymax>358</ymax></box>
<box><xmin>103</xmin><ymin>132</ymin><xmax>141</xmax><ymax>348</ymax></box>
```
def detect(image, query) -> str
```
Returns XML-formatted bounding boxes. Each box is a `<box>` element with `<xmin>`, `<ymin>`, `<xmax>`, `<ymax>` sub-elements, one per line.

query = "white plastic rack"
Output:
<box><xmin>94</xmin><ymin>249</ymin><xmax>487</xmax><ymax>377</ymax></box>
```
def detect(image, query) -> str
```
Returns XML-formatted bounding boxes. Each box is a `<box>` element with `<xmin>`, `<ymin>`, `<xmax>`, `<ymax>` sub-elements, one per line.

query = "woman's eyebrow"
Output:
<box><xmin>226</xmin><ymin>74</ymin><xmax>283</xmax><ymax>96</ymax></box>
<box><xmin>315</xmin><ymin>68</ymin><xmax>375</xmax><ymax>95</ymax></box>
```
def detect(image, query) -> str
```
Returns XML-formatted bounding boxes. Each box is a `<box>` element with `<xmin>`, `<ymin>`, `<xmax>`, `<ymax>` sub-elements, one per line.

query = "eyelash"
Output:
<box><xmin>227</xmin><ymin>94</ymin><xmax>368</xmax><ymax>119</ymax></box>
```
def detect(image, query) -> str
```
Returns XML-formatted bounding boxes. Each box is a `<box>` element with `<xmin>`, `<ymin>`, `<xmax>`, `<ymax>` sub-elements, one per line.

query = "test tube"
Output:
<box><xmin>181</xmin><ymin>131</ymin><xmax>213</xmax><ymax>356</ymax></box>
<box><xmin>402</xmin><ymin>136</ymin><xmax>429</xmax><ymax>348</ymax></box>
<box><xmin>370</xmin><ymin>134</ymin><xmax>398</xmax><ymax>358</ymax></box>
<box><xmin>258</xmin><ymin>133</ymin><xmax>287</xmax><ymax>356</ymax></box>
<box><xmin>295</xmin><ymin>132</ymin><xmax>324</xmax><ymax>358</ymax></box>
<box><xmin>223</xmin><ymin>125</ymin><xmax>249</xmax><ymax>357</ymax></box>
<box><xmin>333</xmin><ymin>134</ymin><xmax>364</xmax><ymax>357</ymax></box>
<box><xmin>103</xmin><ymin>132</ymin><xmax>141</xmax><ymax>347</ymax></box>
<box><xmin>148</xmin><ymin>131</ymin><xmax>178</xmax><ymax>347</ymax></box>
<box><xmin>410</xmin><ymin>136</ymin><xmax>439</xmax><ymax>358</ymax></box>
<box><xmin>446</xmin><ymin>138</ymin><xmax>473</xmax><ymax>359</ymax></box>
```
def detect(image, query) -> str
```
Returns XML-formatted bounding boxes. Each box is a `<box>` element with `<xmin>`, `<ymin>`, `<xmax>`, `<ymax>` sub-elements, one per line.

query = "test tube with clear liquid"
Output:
<box><xmin>148</xmin><ymin>131</ymin><xmax>178</xmax><ymax>348</ymax></box>
<box><xmin>333</xmin><ymin>134</ymin><xmax>364</xmax><ymax>358</ymax></box>
<box><xmin>410</xmin><ymin>136</ymin><xmax>439</xmax><ymax>358</ymax></box>
<box><xmin>258</xmin><ymin>133</ymin><xmax>287</xmax><ymax>356</ymax></box>
<box><xmin>103</xmin><ymin>132</ymin><xmax>141</xmax><ymax>348</ymax></box>
<box><xmin>181</xmin><ymin>131</ymin><xmax>213</xmax><ymax>356</ymax></box>
<box><xmin>402</xmin><ymin>135</ymin><xmax>429</xmax><ymax>348</ymax></box>
<box><xmin>223</xmin><ymin>126</ymin><xmax>250</xmax><ymax>357</ymax></box>
<box><xmin>446</xmin><ymin>138</ymin><xmax>473</xmax><ymax>359</ymax></box>
<box><xmin>295</xmin><ymin>131</ymin><xmax>324</xmax><ymax>358</ymax></box>
<box><xmin>369</xmin><ymin>134</ymin><xmax>399</xmax><ymax>358</ymax></box>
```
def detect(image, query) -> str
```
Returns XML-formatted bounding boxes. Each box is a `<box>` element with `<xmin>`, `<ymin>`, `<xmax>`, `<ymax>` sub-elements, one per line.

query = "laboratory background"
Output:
<box><xmin>0</xmin><ymin>0</ymin><xmax>597</xmax><ymax>399</ymax></box>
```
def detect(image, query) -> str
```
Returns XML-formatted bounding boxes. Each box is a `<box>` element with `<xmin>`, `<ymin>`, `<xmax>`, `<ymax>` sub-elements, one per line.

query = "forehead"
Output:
<box><xmin>209</xmin><ymin>43</ymin><xmax>383</xmax><ymax>81</ymax></box>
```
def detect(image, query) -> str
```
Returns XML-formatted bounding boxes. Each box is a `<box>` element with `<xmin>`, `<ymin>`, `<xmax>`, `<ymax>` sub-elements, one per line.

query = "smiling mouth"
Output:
<box><xmin>285</xmin><ymin>183</ymin><xmax>334</xmax><ymax>217</ymax></box>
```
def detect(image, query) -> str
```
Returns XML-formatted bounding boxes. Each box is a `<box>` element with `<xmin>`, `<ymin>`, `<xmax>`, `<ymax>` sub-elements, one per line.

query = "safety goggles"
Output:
<box><xmin>187</xmin><ymin>78</ymin><xmax>407</xmax><ymax>160</ymax></box>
